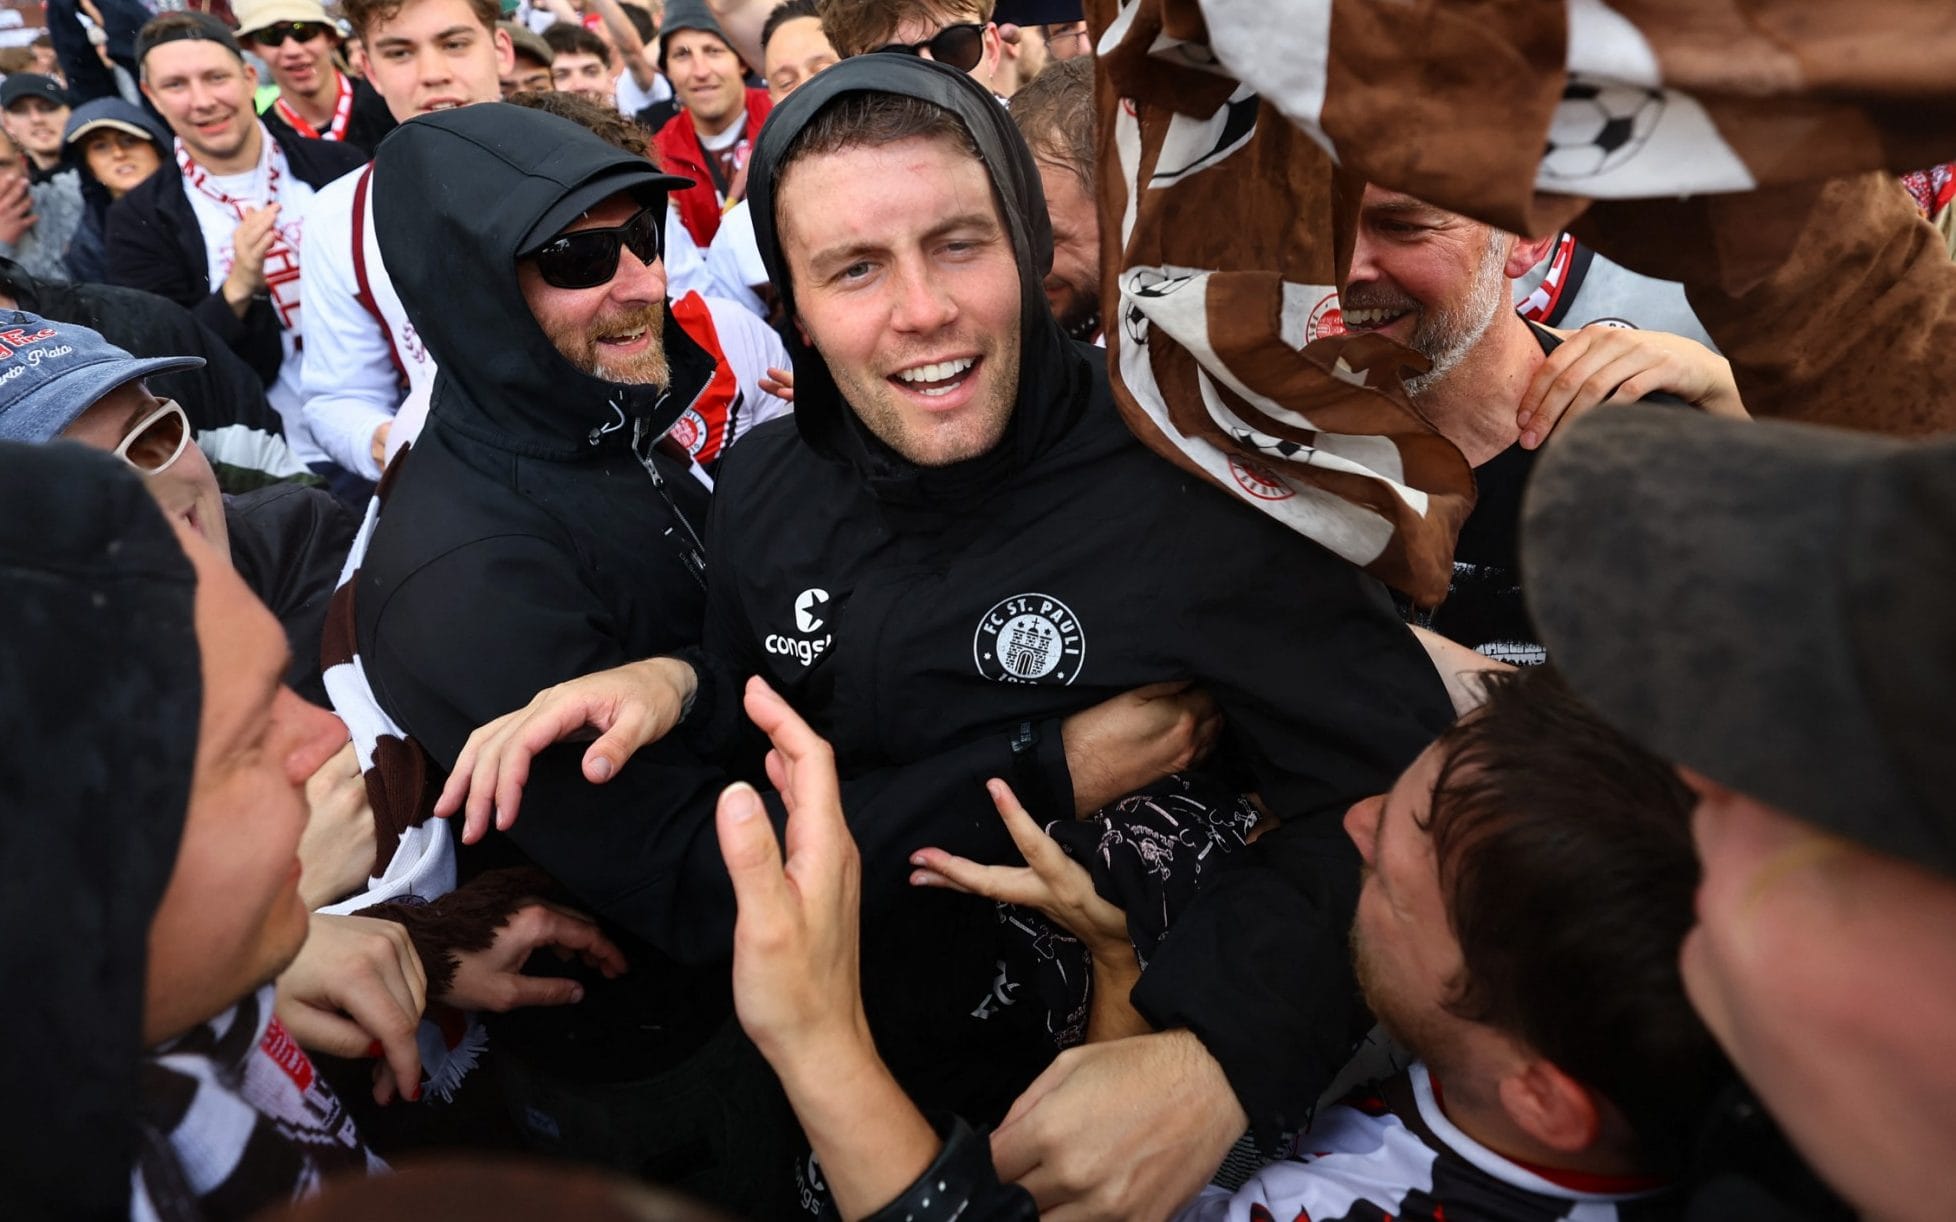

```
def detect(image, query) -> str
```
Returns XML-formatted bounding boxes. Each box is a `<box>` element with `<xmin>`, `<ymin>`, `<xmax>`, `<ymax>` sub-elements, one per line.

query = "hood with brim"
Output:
<box><xmin>748</xmin><ymin>55</ymin><xmax>1091</xmax><ymax>510</ymax></box>
<box><xmin>372</xmin><ymin>104</ymin><xmax>706</xmax><ymax>458</ymax></box>
<box><xmin>63</xmin><ymin>98</ymin><xmax>172</xmax><ymax>214</ymax></box>
<box><xmin>0</xmin><ymin>441</ymin><xmax>200</xmax><ymax>1219</ymax></box>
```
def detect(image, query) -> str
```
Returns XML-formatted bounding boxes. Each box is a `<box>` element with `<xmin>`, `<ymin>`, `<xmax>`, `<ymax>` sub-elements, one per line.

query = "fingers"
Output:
<box><xmin>988</xmin><ymin>779</ymin><xmax>1069</xmax><ymax>873</ymax></box>
<box><xmin>474</xmin><ymin>973</ymin><xmax>588</xmax><ymax>1011</ymax></box>
<box><xmin>717</xmin><ymin>780</ymin><xmax>790</xmax><ymax>922</ymax></box>
<box><xmin>908</xmin><ymin>848</ymin><xmax>1032</xmax><ymax>904</ymax></box>
<box><xmin>509</xmin><ymin>903</ymin><xmax>630</xmax><ymax>979</ymax></box>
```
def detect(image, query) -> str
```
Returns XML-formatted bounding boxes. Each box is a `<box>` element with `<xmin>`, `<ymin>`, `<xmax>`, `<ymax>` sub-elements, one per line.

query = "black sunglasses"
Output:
<box><xmin>528</xmin><ymin>207</ymin><xmax>664</xmax><ymax>290</ymax></box>
<box><xmin>871</xmin><ymin>21</ymin><xmax>987</xmax><ymax>73</ymax></box>
<box><xmin>250</xmin><ymin>21</ymin><xmax>334</xmax><ymax>46</ymax></box>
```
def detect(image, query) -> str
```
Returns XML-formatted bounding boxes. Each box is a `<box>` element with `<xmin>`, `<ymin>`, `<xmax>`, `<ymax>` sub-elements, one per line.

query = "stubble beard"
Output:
<box><xmin>1401</xmin><ymin>236</ymin><xmax>1511</xmax><ymax>399</ymax></box>
<box><xmin>838</xmin><ymin>334</ymin><xmax>1021</xmax><ymax>468</ymax></box>
<box><xmin>552</xmin><ymin>300</ymin><xmax>672</xmax><ymax>387</ymax></box>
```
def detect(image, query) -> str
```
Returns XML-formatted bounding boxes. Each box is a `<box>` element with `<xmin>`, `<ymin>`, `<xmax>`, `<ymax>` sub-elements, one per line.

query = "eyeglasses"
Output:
<box><xmin>1041</xmin><ymin>22</ymin><xmax>1091</xmax><ymax>58</ymax></box>
<box><xmin>250</xmin><ymin>21</ymin><xmax>333</xmax><ymax>47</ymax></box>
<box><xmin>871</xmin><ymin>22</ymin><xmax>988</xmax><ymax>73</ymax></box>
<box><xmin>112</xmin><ymin>398</ymin><xmax>191</xmax><ymax>475</ymax></box>
<box><xmin>527</xmin><ymin>207</ymin><xmax>664</xmax><ymax>290</ymax></box>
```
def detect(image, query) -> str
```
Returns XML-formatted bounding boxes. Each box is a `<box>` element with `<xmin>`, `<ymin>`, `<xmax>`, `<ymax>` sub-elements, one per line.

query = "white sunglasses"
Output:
<box><xmin>111</xmin><ymin>398</ymin><xmax>191</xmax><ymax>475</ymax></box>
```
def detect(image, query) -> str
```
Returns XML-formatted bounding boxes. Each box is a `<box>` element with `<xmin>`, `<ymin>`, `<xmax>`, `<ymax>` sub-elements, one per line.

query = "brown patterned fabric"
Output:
<box><xmin>1087</xmin><ymin>0</ymin><xmax>1476</xmax><ymax>605</ymax></box>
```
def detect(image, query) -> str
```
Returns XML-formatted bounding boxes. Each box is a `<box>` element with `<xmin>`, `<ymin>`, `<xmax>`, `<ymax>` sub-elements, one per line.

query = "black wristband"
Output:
<box><xmin>861</xmin><ymin>1114</ymin><xmax>1034</xmax><ymax>1222</ymax></box>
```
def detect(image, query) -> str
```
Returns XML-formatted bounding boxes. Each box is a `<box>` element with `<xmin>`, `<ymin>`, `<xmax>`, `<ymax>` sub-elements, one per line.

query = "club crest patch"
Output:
<box><xmin>974</xmin><ymin>594</ymin><xmax>1085</xmax><ymax>685</ymax></box>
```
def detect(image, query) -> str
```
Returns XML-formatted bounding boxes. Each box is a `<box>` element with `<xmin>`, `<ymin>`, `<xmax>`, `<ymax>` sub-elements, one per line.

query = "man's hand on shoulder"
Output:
<box><xmin>1519</xmin><ymin>324</ymin><xmax>1747</xmax><ymax>449</ymax></box>
<box><xmin>991</xmin><ymin>1029</ymin><xmax>1248</xmax><ymax>1221</ymax></box>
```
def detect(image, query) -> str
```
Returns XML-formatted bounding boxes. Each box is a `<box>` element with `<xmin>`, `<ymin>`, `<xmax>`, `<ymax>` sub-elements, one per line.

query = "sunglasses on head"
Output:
<box><xmin>251</xmin><ymin>21</ymin><xmax>333</xmax><ymax>46</ymax></box>
<box><xmin>113</xmin><ymin>398</ymin><xmax>191</xmax><ymax>476</ymax></box>
<box><xmin>527</xmin><ymin>206</ymin><xmax>663</xmax><ymax>290</ymax></box>
<box><xmin>871</xmin><ymin>21</ymin><xmax>988</xmax><ymax>73</ymax></box>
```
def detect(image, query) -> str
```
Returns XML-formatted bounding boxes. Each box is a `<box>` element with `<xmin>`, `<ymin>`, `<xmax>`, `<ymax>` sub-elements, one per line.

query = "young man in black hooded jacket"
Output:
<box><xmin>443</xmin><ymin>58</ymin><xmax>1457</xmax><ymax>1209</ymax></box>
<box><xmin>349</xmin><ymin>103</ymin><xmax>1200</xmax><ymax>1208</ymax></box>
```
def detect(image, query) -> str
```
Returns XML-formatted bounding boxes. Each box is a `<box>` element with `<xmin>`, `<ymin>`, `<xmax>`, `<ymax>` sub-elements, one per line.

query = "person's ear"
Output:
<box><xmin>1504</xmin><ymin>231</ymin><xmax>1558</xmax><ymax>280</ymax></box>
<box><xmin>1498</xmin><ymin>1058</ymin><xmax>1602</xmax><ymax>1155</ymax></box>
<box><xmin>793</xmin><ymin>314</ymin><xmax>811</xmax><ymax>347</ymax></box>
<box><xmin>977</xmin><ymin>22</ymin><xmax>1001</xmax><ymax>84</ymax></box>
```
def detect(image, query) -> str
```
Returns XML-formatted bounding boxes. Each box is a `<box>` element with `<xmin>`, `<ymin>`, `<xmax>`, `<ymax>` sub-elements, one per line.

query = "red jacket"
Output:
<box><xmin>653</xmin><ymin>88</ymin><xmax>772</xmax><ymax>248</ymax></box>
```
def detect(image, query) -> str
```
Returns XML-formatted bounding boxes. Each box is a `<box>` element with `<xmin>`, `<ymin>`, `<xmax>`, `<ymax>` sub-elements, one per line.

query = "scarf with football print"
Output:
<box><xmin>132</xmin><ymin>985</ymin><xmax>384</xmax><ymax>1222</ymax></box>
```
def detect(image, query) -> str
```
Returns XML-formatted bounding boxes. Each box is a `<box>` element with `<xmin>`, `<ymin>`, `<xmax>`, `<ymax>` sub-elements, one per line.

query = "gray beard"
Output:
<box><xmin>1404</xmin><ymin>239</ymin><xmax>1511</xmax><ymax>399</ymax></box>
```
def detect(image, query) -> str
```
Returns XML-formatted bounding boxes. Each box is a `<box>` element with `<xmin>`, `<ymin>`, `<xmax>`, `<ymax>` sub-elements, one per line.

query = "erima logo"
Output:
<box><xmin>767</xmin><ymin>588</ymin><xmax>833</xmax><ymax>666</ymax></box>
<box><xmin>794</xmin><ymin>587</ymin><xmax>829</xmax><ymax>634</ymax></box>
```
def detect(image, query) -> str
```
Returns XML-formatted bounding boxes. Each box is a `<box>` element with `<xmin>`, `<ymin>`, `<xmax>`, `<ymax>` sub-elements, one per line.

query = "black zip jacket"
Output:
<box><xmin>734</xmin><ymin>57</ymin><xmax>1457</xmax><ymax>1131</ymax></box>
<box><xmin>354</xmin><ymin>105</ymin><xmax>1065</xmax><ymax>1078</ymax></box>
<box><xmin>103</xmin><ymin>125</ymin><xmax>364</xmax><ymax>386</ymax></box>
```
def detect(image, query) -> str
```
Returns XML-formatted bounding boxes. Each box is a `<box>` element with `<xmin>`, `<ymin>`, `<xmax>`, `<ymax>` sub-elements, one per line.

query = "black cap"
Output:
<box><xmin>0</xmin><ymin>74</ymin><xmax>67</xmax><ymax>111</ymax></box>
<box><xmin>658</xmin><ymin>0</ymin><xmax>736</xmax><ymax>70</ymax></box>
<box><xmin>134</xmin><ymin>11</ymin><xmax>246</xmax><ymax>68</ymax></box>
<box><xmin>1523</xmin><ymin>404</ymin><xmax>1956</xmax><ymax>878</ymax></box>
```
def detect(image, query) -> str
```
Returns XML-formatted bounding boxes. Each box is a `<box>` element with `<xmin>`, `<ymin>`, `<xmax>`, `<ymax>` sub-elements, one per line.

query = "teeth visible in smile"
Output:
<box><xmin>1343</xmin><ymin>307</ymin><xmax>1408</xmax><ymax>327</ymax></box>
<box><xmin>602</xmin><ymin>330</ymin><xmax>646</xmax><ymax>344</ymax></box>
<box><xmin>896</xmin><ymin>357</ymin><xmax>974</xmax><ymax>385</ymax></box>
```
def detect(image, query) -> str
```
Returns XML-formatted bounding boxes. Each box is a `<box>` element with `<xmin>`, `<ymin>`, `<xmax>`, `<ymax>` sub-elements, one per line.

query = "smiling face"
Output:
<box><xmin>361</xmin><ymin>0</ymin><xmax>511</xmax><ymax>120</ymax></box>
<box><xmin>887</xmin><ymin>9</ymin><xmax>1000</xmax><ymax>87</ymax></box>
<box><xmin>63</xmin><ymin>379</ymin><xmax>231</xmax><ymax>563</ymax></box>
<box><xmin>142</xmin><ymin>523</ymin><xmax>347</xmax><ymax>1046</ymax></box>
<box><xmin>519</xmin><ymin>192</ymin><xmax>671</xmax><ymax>386</ymax></box>
<box><xmin>79</xmin><ymin>128</ymin><xmax>162</xmax><ymax>198</ymax></box>
<box><xmin>1341</xmin><ymin>186</ymin><xmax>1514</xmax><ymax>396</ymax></box>
<box><xmin>667</xmin><ymin>29</ymin><xmax>746</xmax><ymax>132</ymax></box>
<box><xmin>141</xmin><ymin>40</ymin><xmax>260</xmax><ymax>170</ymax></box>
<box><xmin>1</xmin><ymin>95</ymin><xmax>69</xmax><ymax>164</ymax></box>
<box><xmin>253</xmin><ymin>23</ymin><xmax>338</xmax><ymax>100</ymax></box>
<box><xmin>780</xmin><ymin>133</ymin><xmax>1022</xmax><ymax>467</ymax></box>
<box><xmin>552</xmin><ymin>50</ymin><xmax>614</xmax><ymax>107</ymax></box>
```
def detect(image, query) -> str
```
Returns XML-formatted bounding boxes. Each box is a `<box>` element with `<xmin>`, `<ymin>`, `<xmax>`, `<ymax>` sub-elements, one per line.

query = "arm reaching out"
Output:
<box><xmin>719</xmin><ymin>677</ymin><xmax>942</xmax><ymax>1221</ymax></box>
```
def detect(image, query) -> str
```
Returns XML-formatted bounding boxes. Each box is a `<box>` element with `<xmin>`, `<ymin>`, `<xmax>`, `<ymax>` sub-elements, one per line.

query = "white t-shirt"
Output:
<box><xmin>616</xmin><ymin>65</ymin><xmax>671</xmax><ymax>116</ymax></box>
<box><xmin>702</xmin><ymin>198</ymin><xmax>769</xmax><ymax>320</ymax></box>
<box><xmin>182</xmin><ymin>131</ymin><xmax>322</xmax><ymax>463</ymax></box>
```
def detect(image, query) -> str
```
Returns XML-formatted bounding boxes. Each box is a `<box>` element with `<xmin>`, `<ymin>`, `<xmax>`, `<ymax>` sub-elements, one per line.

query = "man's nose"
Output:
<box><xmin>889</xmin><ymin>259</ymin><xmax>957</xmax><ymax>333</ymax></box>
<box><xmin>277</xmin><ymin>689</ymin><xmax>350</xmax><ymax>787</ymax></box>
<box><xmin>610</xmin><ymin>245</ymin><xmax>668</xmax><ymax>306</ymax></box>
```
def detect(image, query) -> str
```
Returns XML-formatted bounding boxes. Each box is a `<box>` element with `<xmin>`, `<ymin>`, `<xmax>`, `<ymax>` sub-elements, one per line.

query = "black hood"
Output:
<box><xmin>63</xmin><ymin>97</ymin><xmax>172</xmax><ymax>220</ymax></box>
<box><xmin>748</xmin><ymin>56</ymin><xmax>1092</xmax><ymax>509</ymax></box>
<box><xmin>0</xmin><ymin>441</ymin><xmax>200</xmax><ymax>1219</ymax></box>
<box><xmin>372</xmin><ymin>103</ymin><xmax>715</xmax><ymax>459</ymax></box>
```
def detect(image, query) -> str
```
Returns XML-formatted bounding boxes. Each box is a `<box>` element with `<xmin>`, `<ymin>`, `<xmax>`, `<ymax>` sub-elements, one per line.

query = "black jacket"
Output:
<box><xmin>103</xmin><ymin>126</ymin><xmax>364</xmax><ymax>386</ymax></box>
<box><xmin>354</xmin><ymin>105</ymin><xmax>1055</xmax><ymax>1077</ymax></box>
<box><xmin>227</xmin><ymin>482</ymin><xmax>358</xmax><ymax>705</ymax></box>
<box><xmin>0</xmin><ymin>442</ymin><xmax>200</xmax><ymax>1220</ymax></box>
<box><xmin>734</xmin><ymin>57</ymin><xmax>1456</xmax><ymax>1129</ymax></box>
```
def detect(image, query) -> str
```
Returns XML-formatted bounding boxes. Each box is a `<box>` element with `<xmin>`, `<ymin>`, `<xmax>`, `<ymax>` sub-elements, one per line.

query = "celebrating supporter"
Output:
<box><xmin>2</xmin><ymin>73</ymin><xmax>74</xmax><ymax>181</ymax></box>
<box><xmin>297</xmin><ymin>0</ymin><xmax>513</xmax><ymax>484</ymax></box>
<box><xmin>543</xmin><ymin>20</ymin><xmax>621</xmax><ymax>107</ymax></box>
<box><xmin>714</xmin><ymin>664</ymin><xmax>1729</xmax><ymax>1221</ymax></box>
<box><xmin>0</xmin><ymin>75</ymin><xmax>84</xmax><ymax>280</ymax></box>
<box><xmin>432</xmin><ymin>55</ymin><xmax>1454</xmax><ymax>1213</ymax></box>
<box><xmin>1338</xmin><ymin>186</ymin><xmax>1743</xmax><ymax>665</ymax></box>
<box><xmin>109</xmin><ymin>12</ymin><xmax>365</xmax><ymax>494</ymax></box>
<box><xmin>698</xmin><ymin>0</ymin><xmax>835</xmax><ymax>317</ymax></box>
<box><xmin>1525</xmin><ymin>406</ymin><xmax>1956</xmax><ymax>1221</ymax></box>
<box><xmin>651</xmin><ymin>0</ymin><xmax>769</xmax><ymax>248</ymax></box>
<box><xmin>236</xmin><ymin>0</ymin><xmax>398</xmax><ymax>153</ymax></box>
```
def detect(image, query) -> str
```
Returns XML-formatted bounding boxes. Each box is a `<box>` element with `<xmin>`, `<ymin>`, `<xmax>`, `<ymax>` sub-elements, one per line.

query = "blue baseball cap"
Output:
<box><xmin>0</xmin><ymin>312</ymin><xmax>203</xmax><ymax>444</ymax></box>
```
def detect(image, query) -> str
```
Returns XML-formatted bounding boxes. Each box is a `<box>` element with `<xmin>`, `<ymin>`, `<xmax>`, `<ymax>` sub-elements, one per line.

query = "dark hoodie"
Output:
<box><xmin>722</xmin><ymin>56</ymin><xmax>1456</xmax><ymax>1131</ymax></box>
<box><xmin>62</xmin><ymin>97</ymin><xmax>171</xmax><ymax>284</ymax></box>
<box><xmin>0</xmin><ymin>441</ymin><xmax>198</xmax><ymax>1221</ymax></box>
<box><xmin>354</xmin><ymin>104</ymin><xmax>1078</xmax><ymax>1085</ymax></box>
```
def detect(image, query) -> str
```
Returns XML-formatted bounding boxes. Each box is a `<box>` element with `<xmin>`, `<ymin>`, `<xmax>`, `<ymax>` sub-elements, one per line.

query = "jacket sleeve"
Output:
<box><xmin>104</xmin><ymin>191</ymin><xmax>284</xmax><ymax>384</ymax></box>
<box><xmin>299</xmin><ymin>179</ymin><xmax>401</xmax><ymax>479</ymax></box>
<box><xmin>1130</xmin><ymin>492</ymin><xmax>1455</xmax><ymax>1135</ymax></box>
<box><xmin>366</xmin><ymin>535</ymin><xmax>1035</xmax><ymax>964</ymax></box>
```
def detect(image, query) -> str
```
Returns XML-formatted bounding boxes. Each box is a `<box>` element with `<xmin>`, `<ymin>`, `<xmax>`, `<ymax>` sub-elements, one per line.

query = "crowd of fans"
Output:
<box><xmin>0</xmin><ymin>0</ymin><xmax>1950</xmax><ymax>1219</ymax></box>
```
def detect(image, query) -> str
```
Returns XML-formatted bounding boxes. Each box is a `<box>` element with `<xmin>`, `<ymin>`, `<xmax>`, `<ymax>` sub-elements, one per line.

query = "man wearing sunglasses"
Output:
<box><xmin>235</xmin><ymin>0</ymin><xmax>398</xmax><ymax>155</ymax></box>
<box><xmin>818</xmin><ymin>0</ymin><xmax>1005</xmax><ymax>92</ymax></box>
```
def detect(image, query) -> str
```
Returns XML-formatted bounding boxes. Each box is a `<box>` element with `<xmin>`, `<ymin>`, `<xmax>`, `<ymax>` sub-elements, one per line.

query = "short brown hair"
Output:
<box><xmin>1424</xmin><ymin>666</ymin><xmax>1724</xmax><ymax>1171</ymax></box>
<box><xmin>1008</xmin><ymin>53</ymin><xmax>1092</xmax><ymax>193</ymax></box>
<box><xmin>507</xmin><ymin>88</ymin><xmax>649</xmax><ymax>159</ymax></box>
<box><xmin>815</xmin><ymin>0</ymin><xmax>993</xmax><ymax>59</ymax></box>
<box><xmin>341</xmin><ymin>0</ymin><xmax>500</xmax><ymax>45</ymax></box>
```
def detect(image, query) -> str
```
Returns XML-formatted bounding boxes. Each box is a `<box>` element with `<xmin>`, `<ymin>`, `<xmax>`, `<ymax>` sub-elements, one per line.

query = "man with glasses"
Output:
<box><xmin>235</xmin><ymin>0</ymin><xmax>398</xmax><ymax>155</ymax></box>
<box><xmin>340</xmin><ymin>105</ymin><xmax>798</xmax><ymax>1205</ymax></box>
<box><xmin>818</xmin><ymin>0</ymin><xmax>1006</xmax><ymax>92</ymax></box>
